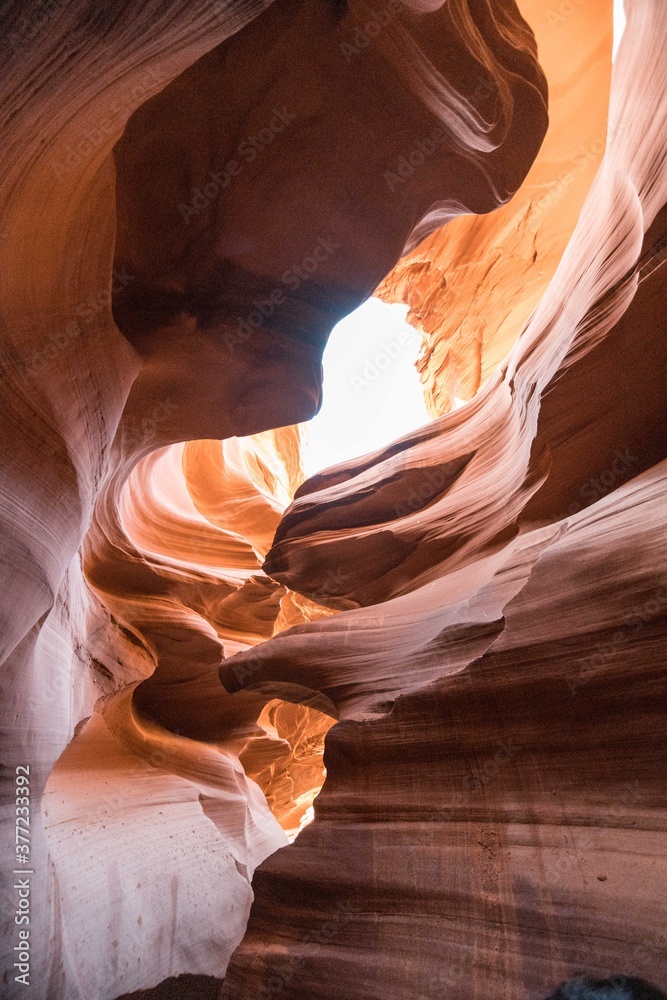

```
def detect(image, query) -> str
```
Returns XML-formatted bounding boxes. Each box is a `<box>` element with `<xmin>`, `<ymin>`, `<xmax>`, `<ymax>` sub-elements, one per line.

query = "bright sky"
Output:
<box><xmin>613</xmin><ymin>0</ymin><xmax>626</xmax><ymax>59</ymax></box>
<box><xmin>301</xmin><ymin>298</ymin><xmax>430</xmax><ymax>477</ymax></box>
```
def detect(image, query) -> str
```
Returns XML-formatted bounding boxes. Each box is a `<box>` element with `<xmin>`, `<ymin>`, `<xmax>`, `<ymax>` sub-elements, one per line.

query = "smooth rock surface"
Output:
<box><xmin>0</xmin><ymin>1</ymin><xmax>664</xmax><ymax>999</ymax></box>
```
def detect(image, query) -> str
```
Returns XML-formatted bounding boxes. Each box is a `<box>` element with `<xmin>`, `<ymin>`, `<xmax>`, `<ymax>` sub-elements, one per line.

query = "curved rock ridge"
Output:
<box><xmin>83</xmin><ymin>0</ymin><xmax>548</xmax><ymax>886</ymax></box>
<box><xmin>1</xmin><ymin>2</ymin><xmax>276</xmax><ymax>996</ymax></box>
<box><xmin>261</xmin><ymin>0</ymin><xmax>665</xmax><ymax>610</ymax></box>
<box><xmin>1</xmin><ymin>1</ymin><xmax>664</xmax><ymax>1000</ymax></box>
<box><xmin>111</xmin><ymin>0</ymin><xmax>547</xmax><ymax>449</ymax></box>
<box><xmin>83</xmin><ymin>426</ymin><xmax>335</xmax><ymax>813</ymax></box>
<box><xmin>75</xmin><ymin>0</ymin><xmax>550</xmax><ymax>935</ymax></box>
<box><xmin>43</xmin><ymin>693</ymin><xmax>287</xmax><ymax>999</ymax></box>
<box><xmin>377</xmin><ymin>0</ymin><xmax>613</xmax><ymax>416</ymax></box>
<box><xmin>1</xmin><ymin>1</ymin><xmax>547</xmax><ymax>995</ymax></box>
<box><xmin>213</xmin><ymin>1</ymin><xmax>667</xmax><ymax>996</ymax></box>
<box><xmin>221</xmin><ymin>458</ymin><xmax>667</xmax><ymax>1000</ymax></box>
<box><xmin>99</xmin><ymin>0</ymin><xmax>548</xmax><ymax>872</ymax></box>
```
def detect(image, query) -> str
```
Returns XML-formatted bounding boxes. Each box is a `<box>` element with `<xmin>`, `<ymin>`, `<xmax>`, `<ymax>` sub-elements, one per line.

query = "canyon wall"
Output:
<box><xmin>0</xmin><ymin>1</ymin><xmax>665</xmax><ymax>999</ymax></box>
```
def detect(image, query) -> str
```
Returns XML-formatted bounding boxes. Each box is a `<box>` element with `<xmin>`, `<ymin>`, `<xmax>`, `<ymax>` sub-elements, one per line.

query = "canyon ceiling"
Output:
<box><xmin>0</xmin><ymin>1</ymin><xmax>666</xmax><ymax>999</ymax></box>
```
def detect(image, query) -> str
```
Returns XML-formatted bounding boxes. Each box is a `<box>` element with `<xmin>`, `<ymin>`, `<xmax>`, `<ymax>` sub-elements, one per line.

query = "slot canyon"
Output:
<box><xmin>1</xmin><ymin>1</ymin><xmax>666</xmax><ymax>999</ymax></box>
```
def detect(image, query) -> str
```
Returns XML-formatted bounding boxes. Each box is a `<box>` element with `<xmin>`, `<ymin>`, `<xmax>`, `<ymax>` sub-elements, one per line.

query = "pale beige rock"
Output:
<box><xmin>0</xmin><ymin>1</ymin><xmax>664</xmax><ymax>999</ymax></box>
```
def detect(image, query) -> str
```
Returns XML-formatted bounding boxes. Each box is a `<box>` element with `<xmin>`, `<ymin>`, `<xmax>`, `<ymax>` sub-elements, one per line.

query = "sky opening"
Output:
<box><xmin>300</xmin><ymin>298</ymin><xmax>430</xmax><ymax>478</ymax></box>
<box><xmin>300</xmin><ymin>3</ymin><xmax>626</xmax><ymax>480</ymax></box>
<box><xmin>613</xmin><ymin>0</ymin><xmax>626</xmax><ymax>60</ymax></box>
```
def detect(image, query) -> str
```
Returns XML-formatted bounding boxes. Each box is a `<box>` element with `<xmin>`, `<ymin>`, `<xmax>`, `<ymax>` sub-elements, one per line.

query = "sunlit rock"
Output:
<box><xmin>0</xmin><ymin>1</ymin><xmax>665</xmax><ymax>999</ymax></box>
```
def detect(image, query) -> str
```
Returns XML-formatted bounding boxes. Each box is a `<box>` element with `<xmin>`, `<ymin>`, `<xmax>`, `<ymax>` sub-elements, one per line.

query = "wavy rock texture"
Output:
<box><xmin>0</xmin><ymin>1</ymin><xmax>665</xmax><ymax>1000</ymax></box>
<box><xmin>376</xmin><ymin>0</ymin><xmax>614</xmax><ymax>415</ymax></box>
<box><xmin>222</xmin><ymin>463</ymin><xmax>667</xmax><ymax>1000</ymax></box>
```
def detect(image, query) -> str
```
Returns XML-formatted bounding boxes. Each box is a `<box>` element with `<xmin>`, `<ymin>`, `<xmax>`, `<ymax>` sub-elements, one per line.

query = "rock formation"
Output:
<box><xmin>0</xmin><ymin>1</ymin><xmax>665</xmax><ymax>999</ymax></box>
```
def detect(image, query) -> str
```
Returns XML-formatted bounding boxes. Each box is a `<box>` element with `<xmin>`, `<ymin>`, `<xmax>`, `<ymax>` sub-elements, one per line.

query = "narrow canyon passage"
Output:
<box><xmin>0</xmin><ymin>2</ymin><xmax>666</xmax><ymax>1000</ymax></box>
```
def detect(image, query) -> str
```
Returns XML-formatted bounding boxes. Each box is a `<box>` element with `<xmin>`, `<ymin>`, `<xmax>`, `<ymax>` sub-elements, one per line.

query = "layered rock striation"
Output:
<box><xmin>0</xmin><ymin>1</ymin><xmax>665</xmax><ymax>1000</ymax></box>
